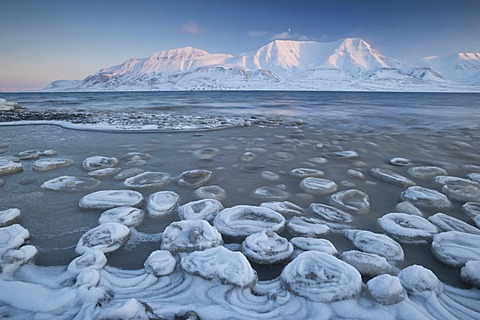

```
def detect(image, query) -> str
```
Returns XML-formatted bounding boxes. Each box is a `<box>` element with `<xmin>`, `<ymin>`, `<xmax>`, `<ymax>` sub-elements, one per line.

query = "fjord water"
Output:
<box><xmin>3</xmin><ymin>91</ymin><xmax>480</xmax><ymax>132</ymax></box>
<box><xmin>1</xmin><ymin>91</ymin><xmax>480</xmax><ymax>287</ymax></box>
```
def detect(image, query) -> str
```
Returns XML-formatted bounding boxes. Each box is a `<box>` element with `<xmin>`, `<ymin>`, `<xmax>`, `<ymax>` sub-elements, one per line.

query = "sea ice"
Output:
<box><xmin>82</xmin><ymin>156</ymin><xmax>118</xmax><ymax>171</ymax></box>
<box><xmin>193</xmin><ymin>185</ymin><xmax>226</xmax><ymax>201</ymax></box>
<box><xmin>259</xmin><ymin>201</ymin><xmax>304</xmax><ymax>217</ymax></box>
<box><xmin>398</xmin><ymin>265</ymin><xmax>443</xmax><ymax>296</ymax></box>
<box><xmin>441</xmin><ymin>178</ymin><xmax>480</xmax><ymax>202</ymax></box>
<box><xmin>1</xmin><ymin>245</ymin><xmax>38</xmax><ymax>267</ymax></box>
<box><xmin>401</xmin><ymin>186</ymin><xmax>453</xmax><ymax>209</ymax></box>
<box><xmin>177</xmin><ymin>169</ymin><xmax>213</xmax><ymax>188</ymax></box>
<box><xmin>395</xmin><ymin>201</ymin><xmax>423</xmax><ymax>216</ymax></box>
<box><xmin>113</xmin><ymin>167</ymin><xmax>145</xmax><ymax>180</ymax></box>
<box><xmin>87</xmin><ymin>167</ymin><xmax>122</xmax><ymax>177</ymax></box>
<box><xmin>407</xmin><ymin>166</ymin><xmax>447</xmax><ymax>179</ymax></box>
<box><xmin>378</xmin><ymin>212</ymin><xmax>438</xmax><ymax>243</ymax></box>
<box><xmin>67</xmin><ymin>250</ymin><xmax>107</xmax><ymax>276</ymax></box>
<box><xmin>369</xmin><ymin>168</ymin><xmax>415</xmax><ymax>187</ymax></box>
<box><xmin>93</xmin><ymin>299</ymin><xmax>160</xmax><ymax>320</ymax></box>
<box><xmin>324</xmin><ymin>150</ymin><xmax>359</xmax><ymax>159</ymax></box>
<box><xmin>287</xmin><ymin>216</ymin><xmax>330</xmax><ymax>237</ymax></box>
<box><xmin>389</xmin><ymin>157</ymin><xmax>413</xmax><ymax>166</ymax></box>
<box><xmin>180</xmin><ymin>246</ymin><xmax>257</xmax><ymax>288</ymax></box>
<box><xmin>290</xmin><ymin>237</ymin><xmax>338</xmax><ymax>256</ymax></box>
<box><xmin>280</xmin><ymin>251</ymin><xmax>362</xmax><ymax>302</ymax></box>
<box><xmin>17</xmin><ymin>150</ymin><xmax>41</xmax><ymax>160</ymax></box>
<box><xmin>213</xmin><ymin>205</ymin><xmax>285</xmax><ymax>238</ymax></box>
<box><xmin>177</xmin><ymin>198</ymin><xmax>223</xmax><ymax>221</ymax></box>
<box><xmin>329</xmin><ymin>189</ymin><xmax>370</xmax><ymax>214</ymax></box>
<box><xmin>367</xmin><ymin>274</ymin><xmax>406</xmax><ymax>305</ymax></box>
<box><xmin>76</xmin><ymin>223</ymin><xmax>131</xmax><ymax>254</ymax></box>
<box><xmin>251</xmin><ymin>186</ymin><xmax>289</xmax><ymax>201</ymax></box>
<box><xmin>460</xmin><ymin>261</ymin><xmax>480</xmax><ymax>289</ymax></box>
<box><xmin>431</xmin><ymin>231</ymin><xmax>480</xmax><ymax>267</ymax></box>
<box><xmin>467</xmin><ymin>173</ymin><xmax>480</xmax><ymax>183</ymax></box>
<box><xmin>309</xmin><ymin>203</ymin><xmax>353</xmax><ymax>223</ymax></box>
<box><xmin>241</xmin><ymin>230</ymin><xmax>293</xmax><ymax>264</ymax></box>
<box><xmin>462</xmin><ymin>202</ymin><xmax>480</xmax><ymax>228</ymax></box>
<box><xmin>261</xmin><ymin>171</ymin><xmax>280</xmax><ymax>181</ymax></box>
<box><xmin>344</xmin><ymin>229</ymin><xmax>404</xmax><ymax>261</ymax></box>
<box><xmin>299</xmin><ymin>177</ymin><xmax>337</xmax><ymax>195</ymax></box>
<box><xmin>427</xmin><ymin>213</ymin><xmax>480</xmax><ymax>234</ymax></box>
<box><xmin>120</xmin><ymin>152</ymin><xmax>151</xmax><ymax>161</ymax></box>
<box><xmin>41</xmin><ymin>175</ymin><xmax>101</xmax><ymax>191</ymax></box>
<box><xmin>0</xmin><ymin>224</ymin><xmax>30</xmax><ymax>255</ymax></box>
<box><xmin>340</xmin><ymin>250</ymin><xmax>393</xmax><ymax>276</ymax></box>
<box><xmin>144</xmin><ymin>250</ymin><xmax>176</xmax><ymax>277</ymax></box>
<box><xmin>193</xmin><ymin>148</ymin><xmax>220</xmax><ymax>160</ymax></box>
<box><xmin>0</xmin><ymin>208</ymin><xmax>21</xmax><ymax>227</ymax></box>
<box><xmin>289</xmin><ymin>168</ymin><xmax>324</xmax><ymax>178</ymax></box>
<box><xmin>98</xmin><ymin>207</ymin><xmax>145</xmax><ymax>227</ymax></box>
<box><xmin>124</xmin><ymin>171</ymin><xmax>172</xmax><ymax>189</ymax></box>
<box><xmin>32</xmin><ymin>158</ymin><xmax>74</xmax><ymax>171</ymax></box>
<box><xmin>79</xmin><ymin>190</ymin><xmax>143</xmax><ymax>209</ymax></box>
<box><xmin>0</xmin><ymin>159</ymin><xmax>23</xmax><ymax>175</ymax></box>
<box><xmin>146</xmin><ymin>191</ymin><xmax>180</xmax><ymax>218</ymax></box>
<box><xmin>161</xmin><ymin>220</ymin><xmax>223</xmax><ymax>253</ymax></box>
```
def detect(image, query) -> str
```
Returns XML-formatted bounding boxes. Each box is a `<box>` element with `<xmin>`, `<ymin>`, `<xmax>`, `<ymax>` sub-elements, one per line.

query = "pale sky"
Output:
<box><xmin>1</xmin><ymin>0</ymin><xmax>479</xmax><ymax>90</ymax></box>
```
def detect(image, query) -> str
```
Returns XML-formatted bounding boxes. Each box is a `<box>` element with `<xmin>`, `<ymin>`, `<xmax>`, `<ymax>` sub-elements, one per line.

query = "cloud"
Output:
<box><xmin>271</xmin><ymin>30</ymin><xmax>310</xmax><ymax>41</ymax></box>
<box><xmin>178</xmin><ymin>20</ymin><xmax>204</xmax><ymax>35</ymax></box>
<box><xmin>248</xmin><ymin>31</ymin><xmax>269</xmax><ymax>37</ymax></box>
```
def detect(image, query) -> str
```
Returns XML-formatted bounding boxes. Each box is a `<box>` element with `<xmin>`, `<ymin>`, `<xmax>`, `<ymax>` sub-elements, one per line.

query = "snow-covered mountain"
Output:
<box><xmin>44</xmin><ymin>38</ymin><xmax>480</xmax><ymax>92</ymax></box>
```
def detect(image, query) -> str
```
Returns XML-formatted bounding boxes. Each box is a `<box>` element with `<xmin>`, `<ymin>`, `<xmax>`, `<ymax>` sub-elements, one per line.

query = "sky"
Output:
<box><xmin>1</xmin><ymin>0</ymin><xmax>479</xmax><ymax>90</ymax></box>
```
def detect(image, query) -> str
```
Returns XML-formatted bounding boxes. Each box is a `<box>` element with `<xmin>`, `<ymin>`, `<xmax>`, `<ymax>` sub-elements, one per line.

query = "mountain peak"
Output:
<box><xmin>150</xmin><ymin>46</ymin><xmax>210</xmax><ymax>59</ymax></box>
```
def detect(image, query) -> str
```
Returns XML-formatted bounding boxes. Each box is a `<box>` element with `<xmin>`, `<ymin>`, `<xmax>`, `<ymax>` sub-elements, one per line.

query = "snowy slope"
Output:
<box><xmin>43</xmin><ymin>39</ymin><xmax>480</xmax><ymax>92</ymax></box>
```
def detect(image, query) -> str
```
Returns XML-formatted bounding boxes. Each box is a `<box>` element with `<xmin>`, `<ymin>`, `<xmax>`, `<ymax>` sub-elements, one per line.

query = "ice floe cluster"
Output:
<box><xmin>1</xmin><ymin>127</ymin><xmax>480</xmax><ymax>319</ymax></box>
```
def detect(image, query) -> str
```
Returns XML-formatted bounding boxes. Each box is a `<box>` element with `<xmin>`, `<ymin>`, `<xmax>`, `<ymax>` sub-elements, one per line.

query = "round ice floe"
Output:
<box><xmin>461</xmin><ymin>261</ymin><xmax>480</xmax><ymax>289</ymax></box>
<box><xmin>67</xmin><ymin>250</ymin><xmax>107</xmax><ymax>275</ymax></box>
<box><xmin>32</xmin><ymin>158</ymin><xmax>74</xmax><ymax>172</ymax></box>
<box><xmin>161</xmin><ymin>220</ymin><xmax>223</xmax><ymax>253</ymax></box>
<box><xmin>98</xmin><ymin>207</ymin><xmax>145</xmax><ymax>227</ymax></box>
<box><xmin>324</xmin><ymin>150</ymin><xmax>359</xmax><ymax>160</ymax></box>
<box><xmin>428</xmin><ymin>213</ymin><xmax>480</xmax><ymax>235</ymax></box>
<box><xmin>0</xmin><ymin>224</ymin><xmax>30</xmax><ymax>255</ymax></box>
<box><xmin>146</xmin><ymin>191</ymin><xmax>180</xmax><ymax>218</ymax></box>
<box><xmin>0</xmin><ymin>208</ymin><xmax>21</xmax><ymax>227</ymax></box>
<box><xmin>261</xmin><ymin>171</ymin><xmax>280</xmax><ymax>181</ymax></box>
<box><xmin>144</xmin><ymin>250</ymin><xmax>176</xmax><ymax>277</ymax></box>
<box><xmin>93</xmin><ymin>299</ymin><xmax>160</xmax><ymax>320</ymax></box>
<box><xmin>290</xmin><ymin>237</ymin><xmax>338</xmax><ymax>255</ymax></box>
<box><xmin>241</xmin><ymin>230</ymin><xmax>293</xmax><ymax>264</ymax></box>
<box><xmin>378</xmin><ymin>212</ymin><xmax>438</xmax><ymax>243</ymax></box>
<box><xmin>82</xmin><ymin>156</ymin><xmax>118</xmax><ymax>171</ymax></box>
<box><xmin>269</xmin><ymin>152</ymin><xmax>294</xmax><ymax>161</ymax></box>
<box><xmin>369</xmin><ymin>168</ymin><xmax>415</xmax><ymax>187</ymax></box>
<box><xmin>395</xmin><ymin>201</ymin><xmax>423</xmax><ymax>216</ymax></box>
<box><xmin>463</xmin><ymin>202</ymin><xmax>480</xmax><ymax>228</ymax></box>
<box><xmin>347</xmin><ymin>169</ymin><xmax>365</xmax><ymax>179</ymax></box>
<box><xmin>281</xmin><ymin>251</ymin><xmax>362</xmax><ymax>302</ymax></box>
<box><xmin>431</xmin><ymin>231</ymin><xmax>480</xmax><ymax>267</ymax></box>
<box><xmin>287</xmin><ymin>216</ymin><xmax>330</xmax><ymax>237</ymax></box>
<box><xmin>299</xmin><ymin>178</ymin><xmax>337</xmax><ymax>195</ymax></box>
<box><xmin>177</xmin><ymin>169</ymin><xmax>213</xmax><ymax>188</ymax></box>
<box><xmin>389</xmin><ymin>157</ymin><xmax>412</xmax><ymax>167</ymax></box>
<box><xmin>367</xmin><ymin>274</ymin><xmax>406</xmax><ymax>305</ymax></box>
<box><xmin>241</xmin><ymin>152</ymin><xmax>256</xmax><ymax>162</ymax></box>
<box><xmin>434</xmin><ymin>175</ymin><xmax>473</xmax><ymax>186</ymax></box>
<box><xmin>467</xmin><ymin>173</ymin><xmax>480</xmax><ymax>183</ymax></box>
<box><xmin>193</xmin><ymin>148</ymin><xmax>220</xmax><ymax>160</ymax></box>
<box><xmin>213</xmin><ymin>205</ymin><xmax>285</xmax><ymax>239</ymax></box>
<box><xmin>340</xmin><ymin>250</ymin><xmax>392</xmax><ymax>276</ymax></box>
<box><xmin>124</xmin><ymin>171</ymin><xmax>172</xmax><ymax>189</ymax></box>
<box><xmin>181</xmin><ymin>246</ymin><xmax>257</xmax><ymax>288</ymax></box>
<box><xmin>407</xmin><ymin>166</ymin><xmax>447</xmax><ymax>179</ymax></box>
<box><xmin>41</xmin><ymin>149</ymin><xmax>57</xmax><ymax>156</ymax></box>
<box><xmin>42</xmin><ymin>175</ymin><xmax>101</xmax><ymax>192</ymax></box>
<box><xmin>0</xmin><ymin>159</ymin><xmax>23</xmax><ymax>175</ymax></box>
<box><xmin>398</xmin><ymin>265</ymin><xmax>443</xmax><ymax>296</ymax></box>
<box><xmin>401</xmin><ymin>186</ymin><xmax>453</xmax><ymax>209</ymax></box>
<box><xmin>441</xmin><ymin>178</ymin><xmax>480</xmax><ymax>202</ymax></box>
<box><xmin>329</xmin><ymin>189</ymin><xmax>370</xmax><ymax>214</ymax></box>
<box><xmin>76</xmin><ymin>223</ymin><xmax>131</xmax><ymax>254</ymax></box>
<box><xmin>251</xmin><ymin>186</ymin><xmax>289</xmax><ymax>201</ymax></box>
<box><xmin>17</xmin><ymin>150</ymin><xmax>41</xmax><ymax>160</ymax></box>
<box><xmin>193</xmin><ymin>185</ymin><xmax>226</xmax><ymax>201</ymax></box>
<box><xmin>259</xmin><ymin>201</ymin><xmax>304</xmax><ymax>217</ymax></box>
<box><xmin>344</xmin><ymin>229</ymin><xmax>404</xmax><ymax>261</ymax></box>
<box><xmin>178</xmin><ymin>199</ymin><xmax>223</xmax><ymax>222</ymax></box>
<box><xmin>290</xmin><ymin>168</ymin><xmax>324</xmax><ymax>179</ymax></box>
<box><xmin>79</xmin><ymin>190</ymin><xmax>143</xmax><ymax>209</ymax></box>
<box><xmin>113</xmin><ymin>167</ymin><xmax>145</xmax><ymax>181</ymax></box>
<box><xmin>1</xmin><ymin>245</ymin><xmax>38</xmax><ymax>266</ymax></box>
<box><xmin>309</xmin><ymin>203</ymin><xmax>353</xmax><ymax>223</ymax></box>
<box><xmin>120</xmin><ymin>152</ymin><xmax>151</xmax><ymax>161</ymax></box>
<box><xmin>87</xmin><ymin>167</ymin><xmax>121</xmax><ymax>178</ymax></box>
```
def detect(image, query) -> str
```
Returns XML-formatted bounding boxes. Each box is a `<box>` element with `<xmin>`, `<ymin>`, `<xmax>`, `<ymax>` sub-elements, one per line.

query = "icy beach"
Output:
<box><xmin>1</xmin><ymin>92</ymin><xmax>480</xmax><ymax>319</ymax></box>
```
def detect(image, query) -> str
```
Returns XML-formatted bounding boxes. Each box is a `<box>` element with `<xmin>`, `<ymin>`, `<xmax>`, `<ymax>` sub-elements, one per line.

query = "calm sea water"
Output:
<box><xmin>2</xmin><ymin>91</ymin><xmax>480</xmax><ymax>132</ymax></box>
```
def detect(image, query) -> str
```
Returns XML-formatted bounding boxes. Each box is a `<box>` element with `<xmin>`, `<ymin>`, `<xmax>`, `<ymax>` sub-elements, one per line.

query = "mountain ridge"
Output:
<box><xmin>44</xmin><ymin>38</ymin><xmax>480</xmax><ymax>92</ymax></box>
